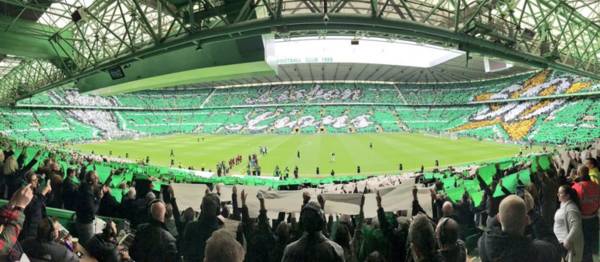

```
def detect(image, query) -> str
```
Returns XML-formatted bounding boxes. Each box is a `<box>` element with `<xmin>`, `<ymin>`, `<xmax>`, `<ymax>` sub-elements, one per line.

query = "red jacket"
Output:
<box><xmin>572</xmin><ymin>181</ymin><xmax>600</xmax><ymax>217</ymax></box>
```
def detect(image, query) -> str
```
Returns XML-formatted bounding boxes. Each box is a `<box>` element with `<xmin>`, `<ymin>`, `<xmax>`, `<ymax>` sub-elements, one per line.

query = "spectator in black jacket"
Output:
<box><xmin>376</xmin><ymin>191</ymin><xmax>408</xmax><ymax>262</ymax></box>
<box><xmin>21</xmin><ymin>217</ymin><xmax>79</xmax><ymax>262</ymax></box>
<box><xmin>130</xmin><ymin>200</ymin><xmax>178</xmax><ymax>262</ymax></box>
<box><xmin>478</xmin><ymin>195</ymin><xmax>559</xmax><ymax>262</ymax></box>
<box><xmin>435</xmin><ymin>217</ymin><xmax>466</xmax><ymax>262</ymax></box>
<box><xmin>5</xmin><ymin>150</ymin><xmax>41</xmax><ymax>199</ymax></box>
<box><xmin>281</xmin><ymin>201</ymin><xmax>344</xmax><ymax>262</ymax></box>
<box><xmin>62</xmin><ymin>168</ymin><xmax>79</xmax><ymax>211</ymax></box>
<box><xmin>182</xmin><ymin>192</ymin><xmax>222</xmax><ymax>262</ymax></box>
<box><xmin>242</xmin><ymin>191</ymin><xmax>275</xmax><ymax>262</ymax></box>
<box><xmin>20</xmin><ymin>172</ymin><xmax>52</xmax><ymax>240</ymax></box>
<box><xmin>522</xmin><ymin>190</ymin><xmax>560</xmax><ymax>249</ymax></box>
<box><xmin>119</xmin><ymin>187</ymin><xmax>136</xmax><ymax>220</ymax></box>
<box><xmin>408</xmin><ymin>214</ymin><xmax>442</xmax><ymax>262</ymax></box>
<box><xmin>46</xmin><ymin>171</ymin><xmax>64</xmax><ymax>209</ymax></box>
<box><xmin>87</xmin><ymin>220</ymin><xmax>131</xmax><ymax>262</ymax></box>
<box><xmin>271</xmin><ymin>222</ymin><xmax>291</xmax><ymax>262</ymax></box>
<box><xmin>75</xmin><ymin>170</ymin><xmax>101</xmax><ymax>245</ymax></box>
<box><xmin>98</xmin><ymin>186</ymin><xmax>120</xmax><ymax>218</ymax></box>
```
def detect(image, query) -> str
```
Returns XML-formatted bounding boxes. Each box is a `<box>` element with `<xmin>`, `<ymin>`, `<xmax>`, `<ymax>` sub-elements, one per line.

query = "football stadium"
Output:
<box><xmin>0</xmin><ymin>0</ymin><xmax>599</xmax><ymax>261</ymax></box>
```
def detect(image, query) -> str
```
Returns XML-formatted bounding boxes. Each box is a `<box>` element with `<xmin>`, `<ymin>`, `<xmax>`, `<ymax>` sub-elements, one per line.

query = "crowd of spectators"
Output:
<box><xmin>0</xmin><ymin>137</ymin><xmax>598</xmax><ymax>262</ymax></box>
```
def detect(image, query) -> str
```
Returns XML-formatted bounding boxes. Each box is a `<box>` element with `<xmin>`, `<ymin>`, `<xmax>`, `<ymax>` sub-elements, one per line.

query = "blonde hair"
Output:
<box><xmin>3</xmin><ymin>156</ymin><xmax>17</xmax><ymax>176</ymax></box>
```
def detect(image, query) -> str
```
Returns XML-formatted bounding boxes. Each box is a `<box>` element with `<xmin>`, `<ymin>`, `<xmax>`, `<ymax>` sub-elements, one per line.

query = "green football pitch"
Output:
<box><xmin>70</xmin><ymin>133</ymin><xmax>533</xmax><ymax>177</ymax></box>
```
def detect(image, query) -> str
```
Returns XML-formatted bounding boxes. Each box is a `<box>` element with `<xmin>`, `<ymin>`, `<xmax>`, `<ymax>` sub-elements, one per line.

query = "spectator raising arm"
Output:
<box><xmin>412</xmin><ymin>186</ymin><xmax>427</xmax><ymax>217</ymax></box>
<box><xmin>230</xmin><ymin>186</ymin><xmax>241</xmax><ymax>220</ymax></box>
<box><xmin>0</xmin><ymin>184</ymin><xmax>33</xmax><ymax>255</ymax></box>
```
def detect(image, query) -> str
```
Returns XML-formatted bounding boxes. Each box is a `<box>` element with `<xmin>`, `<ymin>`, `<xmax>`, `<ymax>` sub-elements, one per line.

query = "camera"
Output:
<box><xmin>323</xmin><ymin>14</ymin><xmax>329</xmax><ymax>22</ymax></box>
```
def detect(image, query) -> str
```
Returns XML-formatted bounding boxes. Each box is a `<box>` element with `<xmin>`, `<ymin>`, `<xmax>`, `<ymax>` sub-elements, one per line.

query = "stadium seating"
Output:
<box><xmin>530</xmin><ymin>99</ymin><xmax>596</xmax><ymax>144</ymax></box>
<box><xmin>115</xmin><ymin>88</ymin><xmax>212</xmax><ymax>108</ymax></box>
<box><xmin>4</xmin><ymin>69</ymin><xmax>600</xmax><ymax>145</ymax></box>
<box><xmin>0</xmin><ymin>108</ymin><xmax>97</xmax><ymax>142</ymax></box>
<box><xmin>394</xmin><ymin>107</ymin><xmax>478</xmax><ymax>132</ymax></box>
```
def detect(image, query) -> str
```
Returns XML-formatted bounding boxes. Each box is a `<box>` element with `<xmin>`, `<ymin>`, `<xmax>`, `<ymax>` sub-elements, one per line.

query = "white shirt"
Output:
<box><xmin>553</xmin><ymin>201</ymin><xmax>571</xmax><ymax>242</ymax></box>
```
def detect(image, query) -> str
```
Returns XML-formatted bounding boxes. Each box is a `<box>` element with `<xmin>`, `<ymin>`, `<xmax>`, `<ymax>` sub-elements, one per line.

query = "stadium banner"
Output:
<box><xmin>172</xmin><ymin>182</ymin><xmax>425</xmax><ymax>218</ymax></box>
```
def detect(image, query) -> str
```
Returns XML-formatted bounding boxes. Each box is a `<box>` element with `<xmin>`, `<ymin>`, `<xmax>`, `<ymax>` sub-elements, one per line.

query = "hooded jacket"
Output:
<box><xmin>86</xmin><ymin>234</ymin><xmax>119</xmax><ymax>262</ymax></box>
<box><xmin>281</xmin><ymin>232</ymin><xmax>345</xmax><ymax>262</ymax></box>
<box><xmin>130</xmin><ymin>219</ymin><xmax>178</xmax><ymax>262</ymax></box>
<box><xmin>478</xmin><ymin>217</ymin><xmax>559</xmax><ymax>262</ymax></box>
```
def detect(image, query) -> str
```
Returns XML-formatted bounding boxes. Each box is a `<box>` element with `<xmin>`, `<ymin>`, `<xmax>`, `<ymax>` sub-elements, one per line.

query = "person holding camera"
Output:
<box><xmin>21</xmin><ymin>217</ymin><xmax>79</xmax><ymax>262</ymax></box>
<box><xmin>86</xmin><ymin>220</ymin><xmax>131</xmax><ymax>262</ymax></box>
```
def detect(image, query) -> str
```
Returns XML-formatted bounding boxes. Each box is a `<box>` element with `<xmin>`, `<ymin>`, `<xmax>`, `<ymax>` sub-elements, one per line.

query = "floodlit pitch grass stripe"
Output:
<box><xmin>70</xmin><ymin>133</ymin><xmax>537</xmax><ymax>177</ymax></box>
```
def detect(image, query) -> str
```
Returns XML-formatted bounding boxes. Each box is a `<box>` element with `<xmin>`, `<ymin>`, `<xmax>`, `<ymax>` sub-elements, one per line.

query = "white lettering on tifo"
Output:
<box><xmin>247</xmin><ymin>111</ymin><xmax>275</xmax><ymax>130</ymax></box>
<box><xmin>351</xmin><ymin>115</ymin><xmax>372</xmax><ymax>128</ymax></box>
<box><xmin>243</xmin><ymin>84</ymin><xmax>362</xmax><ymax>105</ymax></box>
<box><xmin>246</xmin><ymin>110</ymin><xmax>373</xmax><ymax>131</ymax></box>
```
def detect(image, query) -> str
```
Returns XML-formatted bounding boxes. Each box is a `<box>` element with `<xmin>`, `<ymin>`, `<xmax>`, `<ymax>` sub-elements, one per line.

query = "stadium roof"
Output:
<box><xmin>178</xmin><ymin>54</ymin><xmax>532</xmax><ymax>88</ymax></box>
<box><xmin>0</xmin><ymin>0</ymin><xmax>599</xmax><ymax>103</ymax></box>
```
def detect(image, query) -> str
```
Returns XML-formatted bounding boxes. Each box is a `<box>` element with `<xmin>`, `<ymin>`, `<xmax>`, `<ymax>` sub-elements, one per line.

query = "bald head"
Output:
<box><xmin>498</xmin><ymin>195</ymin><xmax>528</xmax><ymax>235</ymax></box>
<box><xmin>150</xmin><ymin>201</ymin><xmax>166</xmax><ymax>223</ymax></box>
<box><xmin>127</xmin><ymin>187</ymin><xmax>136</xmax><ymax>199</ymax></box>
<box><xmin>442</xmin><ymin>201</ymin><xmax>454</xmax><ymax>217</ymax></box>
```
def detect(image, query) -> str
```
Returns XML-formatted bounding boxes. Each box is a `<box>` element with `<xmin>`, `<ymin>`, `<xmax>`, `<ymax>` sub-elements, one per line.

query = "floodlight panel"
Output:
<box><xmin>264</xmin><ymin>36</ymin><xmax>464</xmax><ymax>68</ymax></box>
<box><xmin>484</xmin><ymin>57</ymin><xmax>514</xmax><ymax>73</ymax></box>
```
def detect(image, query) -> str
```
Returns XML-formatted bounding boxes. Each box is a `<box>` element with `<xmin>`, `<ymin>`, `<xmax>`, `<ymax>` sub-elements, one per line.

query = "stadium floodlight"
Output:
<box><xmin>484</xmin><ymin>57</ymin><xmax>514</xmax><ymax>73</ymax></box>
<box><xmin>263</xmin><ymin>35</ymin><xmax>464</xmax><ymax>68</ymax></box>
<box><xmin>37</xmin><ymin>0</ymin><xmax>95</xmax><ymax>28</ymax></box>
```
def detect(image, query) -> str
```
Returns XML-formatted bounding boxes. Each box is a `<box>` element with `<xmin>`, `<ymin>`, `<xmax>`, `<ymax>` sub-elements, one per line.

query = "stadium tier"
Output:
<box><xmin>7</xmin><ymin>69</ymin><xmax>600</xmax><ymax>145</ymax></box>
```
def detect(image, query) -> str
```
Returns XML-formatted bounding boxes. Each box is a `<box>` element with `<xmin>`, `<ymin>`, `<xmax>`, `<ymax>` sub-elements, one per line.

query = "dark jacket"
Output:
<box><xmin>119</xmin><ymin>197</ymin><xmax>137</xmax><ymax>222</ymax></box>
<box><xmin>525</xmin><ymin>210</ymin><xmax>560</xmax><ymax>249</ymax></box>
<box><xmin>6</xmin><ymin>158</ymin><xmax>37</xmax><ymax>198</ymax></box>
<box><xmin>437</xmin><ymin>239</ymin><xmax>467</xmax><ymax>262</ymax></box>
<box><xmin>98</xmin><ymin>192</ymin><xmax>120</xmax><ymax>218</ymax></box>
<box><xmin>21</xmin><ymin>239</ymin><xmax>79</xmax><ymax>262</ymax></box>
<box><xmin>75</xmin><ymin>183</ymin><xmax>99</xmax><ymax>224</ymax></box>
<box><xmin>129</xmin><ymin>198</ymin><xmax>150</xmax><ymax>227</ymax></box>
<box><xmin>281</xmin><ymin>232</ymin><xmax>345</xmax><ymax>262</ymax></box>
<box><xmin>20</xmin><ymin>191</ymin><xmax>47</xmax><ymax>240</ymax></box>
<box><xmin>377</xmin><ymin>207</ymin><xmax>407</xmax><ymax>262</ymax></box>
<box><xmin>242</xmin><ymin>206</ymin><xmax>275</xmax><ymax>262</ymax></box>
<box><xmin>131</xmin><ymin>220</ymin><xmax>178</xmax><ymax>262</ymax></box>
<box><xmin>62</xmin><ymin>177</ymin><xmax>79</xmax><ymax>211</ymax></box>
<box><xmin>478</xmin><ymin>218</ymin><xmax>560</xmax><ymax>262</ymax></box>
<box><xmin>181</xmin><ymin>216</ymin><xmax>221</xmax><ymax>262</ymax></box>
<box><xmin>86</xmin><ymin>234</ymin><xmax>119</xmax><ymax>262</ymax></box>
